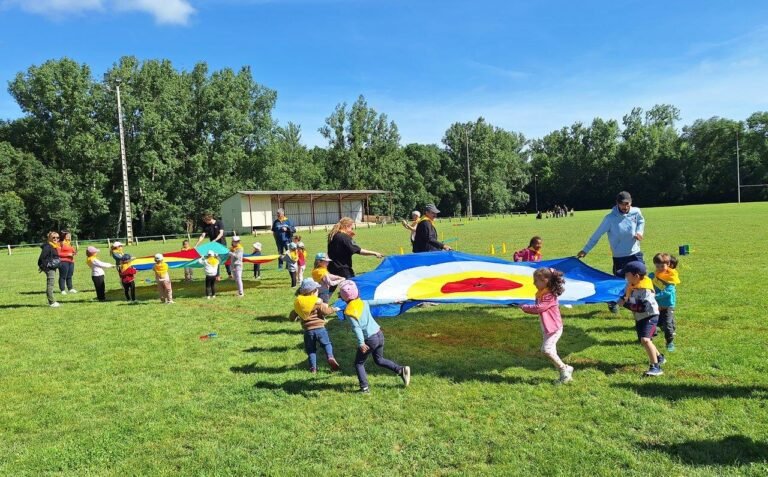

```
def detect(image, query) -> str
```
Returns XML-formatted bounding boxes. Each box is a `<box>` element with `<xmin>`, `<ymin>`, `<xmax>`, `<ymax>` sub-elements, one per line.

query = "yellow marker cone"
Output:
<box><xmin>502</xmin><ymin>242</ymin><xmax>507</xmax><ymax>254</ymax></box>
<box><xmin>490</xmin><ymin>244</ymin><xmax>496</xmax><ymax>255</ymax></box>
<box><xmin>399</xmin><ymin>246</ymin><xmax>404</xmax><ymax>255</ymax></box>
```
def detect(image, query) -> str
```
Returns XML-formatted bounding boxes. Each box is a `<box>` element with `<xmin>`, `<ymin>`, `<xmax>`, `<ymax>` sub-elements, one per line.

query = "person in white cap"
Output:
<box><xmin>86</xmin><ymin>245</ymin><xmax>114</xmax><ymax>302</ymax></box>
<box><xmin>198</xmin><ymin>250</ymin><xmax>220</xmax><ymax>299</ymax></box>
<box><xmin>252</xmin><ymin>242</ymin><xmax>263</xmax><ymax>279</ymax></box>
<box><xmin>153</xmin><ymin>254</ymin><xmax>174</xmax><ymax>304</ymax></box>
<box><xmin>110</xmin><ymin>241</ymin><xmax>125</xmax><ymax>267</ymax></box>
<box><xmin>229</xmin><ymin>236</ymin><xmax>245</xmax><ymax>296</ymax></box>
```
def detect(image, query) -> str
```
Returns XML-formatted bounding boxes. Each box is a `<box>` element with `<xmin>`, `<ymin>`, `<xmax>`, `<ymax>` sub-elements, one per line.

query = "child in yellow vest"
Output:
<box><xmin>289</xmin><ymin>278</ymin><xmax>341</xmax><ymax>373</ymax></box>
<box><xmin>153</xmin><ymin>254</ymin><xmax>174</xmax><ymax>304</ymax></box>
<box><xmin>312</xmin><ymin>253</ymin><xmax>345</xmax><ymax>303</ymax></box>
<box><xmin>198</xmin><ymin>250</ymin><xmax>220</xmax><ymax>299</ymax></box>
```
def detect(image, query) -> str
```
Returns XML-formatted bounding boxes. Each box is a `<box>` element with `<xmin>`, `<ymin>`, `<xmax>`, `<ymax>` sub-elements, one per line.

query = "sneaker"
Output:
<box><xmin>559</xmin><ymin>365</ymin><xmax>574</xmax><ymax>383</ymax></box>
<box><xmin>400</xmin><ymin>366</ymin><xmax>411</xmax><ymax>387</ymax></box>
<box><xmin>69</xmin><ymin>289</ymin><xmax>78</xmax><ymax>294</ymax></box>
<box><xmin>657</xmin><ymin>354</ymin><xmax>666</xmax><ymax>365</ymax></box>
<box><xmin>644</xmin><ymin>364</ymin><xmax>664</xmax><ymax>377</ymax></box>
<box><xmin>359</xmin><ymin>387</ymin><xmax>370</xmax><ymax>394</ymax></box>
<box><xmin>608</xmin><ymin>302</ymin><xmax>619</xmax><ymax>314</ymax></box>
<box><xmin>666</xmin><ymin>342</ymin><xmax>676</xmax><ymax>352</ymax></box>
<box><xmin>49</xmin><ymin>302</ymin><xmax>61</xmax><ymax>308</ymax></box>
<box><xmin>207</xmin><ymin>296</ymin><xmax>211</xmax><ymax>300</ymax></box>
<box><xmin>60</xmin><ymin>290</ymin><xmax>67</xmax><ymax>295</ymax></box>
<box><xmin>166</xmin><ymin>300</ymin><xmax>175</xmax><ymax>304</ymax></box>
<box><xmin>310</xmin><ymin>367</ymin><xmax>317</xmax><ymax>375</ymax></box>
<box><xmin>327</xmin><ymin>357</ymin><xmax>340</xmax><ymax>371</ymax></box>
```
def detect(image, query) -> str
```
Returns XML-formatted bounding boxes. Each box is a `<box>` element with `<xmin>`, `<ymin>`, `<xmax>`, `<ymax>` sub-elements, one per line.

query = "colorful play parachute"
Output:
<box><xmin>334</xmin><ymin>251</ymin><xmax>626</xmax><ymax>317</ymax></box>
<box><xmin>129</xmin><ymin>242</ymin><xmax>279</xmax><ymax>271</ymax></box>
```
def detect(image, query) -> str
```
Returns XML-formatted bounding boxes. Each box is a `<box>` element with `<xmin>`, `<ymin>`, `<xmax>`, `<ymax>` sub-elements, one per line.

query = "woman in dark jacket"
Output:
<box><xmin>37</xmin><ymin>231</ymin><xmax>62</xmax><ymax>308</ymax></box>
<box><xmin>327</xmin><ymin>217</ymin><xmax>383</xmax><ymax>283</ymax></box>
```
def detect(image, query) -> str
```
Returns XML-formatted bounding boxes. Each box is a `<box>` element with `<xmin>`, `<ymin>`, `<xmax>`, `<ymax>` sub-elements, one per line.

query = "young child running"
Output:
<box><xmin>110</xmin><ymin>241</ymin><xmax>125</xmax><ymax>267</ymax></box>
<box><xmin>617</xmin><ymin>261</ymin><xmax>665</xmax><ymax>376</ymax></box>
<box><xmin>513</xmin><ymin>236</ymin><xmax>543</xmax><ymax>262</ymax></box>
<box><xmin>297</xmin><ymin>241</ymin><xmax>307</xmax><ymax>282</ymax></box>
<box><xmin>200</xmin><ymin>250</ymin><xmax>219</xmax><ymax>299</ymax></box>
<box><xmin>153</xmin><ymin>254</ymin><xmax>174</xmax><ymax>304</ymax></box>
<box><xmin>339</xmin><ymin>280</ymin><xmax>411</xmax><ymax>393</ymax></box>
<box><xmin>283</xmin><ymin>242</ymin><xmax>299</xmax><ymax>287</ymax></box>
<box><xmin>86</xmin><ymin>246</ymin><xmax>114</xmax><ymax>302</ymax></box>
<box><xmin>181</xmin><ymin>239</ymin><xmax>194</xmax><ymax>282</ymax></box>
<box><xmin>230</xmin><ymin>236</ymin><xmax>245</xmax><ymax>297</ymax></box>
<box><xmin>289</xmin><ymin>278</ymin><xmax>341</xmax><ymax>374</ymax></box>
<box><xmin>119</xmin><ymin>254</ymin><xmax>138</xmax><ymax>303</ymax></box>
<box><xmin>650</xmin><ymin>253</ymin><xmax>681</xmax><ymax>352</ymax></box>
<box><xmin>312</xmin><ymin>253</ymin><xmax>345</xmax><ymax>304</ymax></box>
<box><xmin>516</xmin><ymin>267</ymin><xmax>573</xmax><ymax>383</ymax></box>
<box><xmin>252</xmin><ymin>242</ymin><xmax>263</xmax><ymax>279</ymax></box>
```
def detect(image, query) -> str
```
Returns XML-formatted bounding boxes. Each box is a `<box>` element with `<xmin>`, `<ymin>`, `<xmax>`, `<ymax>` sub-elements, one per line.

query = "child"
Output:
<box><xmin>288</xmin><ymin>278</ymin><xmax>341</xmax><ymax>374</ymax></box>
<box><xmin>110</xmin><ymin>241</ymin><xmax>125</xmax><ymax>267</ymax></box>
<box><xmin>230</xmin><ymin>236</ymin><xmax>245</xmax><ymax>297</ymax></box>
<box><xmin>153</xmin><ymin>254</ymin><xmax>174</xmax><ymax>304</ymax></box>
<box><xmin>252</xmin><ymin>242</ymin><xmax>263</xmax><ymax>279</ymax></box>
<box><xmin>513</xmin><ymin>236</ymin><xmax>543</xmax><ymax>262</ymax></box>
<box><xmin>283</xmin><ymin>242</ymin><xmax>299</xmax><ymax>287</ymax></box>
<box><xmin>199</xmin><ymin>250</ymin><xmax>219</xmax><ymax>299</ymax></box>
<box><xmin>181</xmin><ymin>239</ymin><xmax>194</xmax><ymax>281</ymax></box>
<box><xmin>86</xmin><ymin>246</ymin><xmax>114</xmax><ymax>302</ymax></box>
<box><xmin>312</xmin><ymin>253</ymin><xmax>345</xmax><ymax>304</ymax></box>
<box><xmin>650</xmin><ymin>253</ymin><xmax>681</xmax><ymax>352</ymax></box>
<box><xmin>297</xmin><ymin>241</ymin><xmax>307</xmax><ymax>282</ymax></box>
<box><xmin>617</xmin><ymin>261</ymin><xmax>665</xmax><ymax>376</ymax></box>
<box><xmin>339</xmin><ymin>280</ymin><xmax>411</xmax><ymax>393</ymax></box>
<box><xmin>119</xmin><ymin>254</ymin><xmax>138</xmax><ymax>303</ymax></box>
<box><xmin>516</xmin><ymin>267</ymin><xmax>573</xmax><ymax>383</ymax></box>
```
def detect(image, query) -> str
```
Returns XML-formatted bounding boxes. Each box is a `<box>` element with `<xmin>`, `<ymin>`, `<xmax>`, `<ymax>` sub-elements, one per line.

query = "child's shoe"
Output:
<box><xmin>60</xmin><ymin>290</ymin><xmax>67</xmax><ymax>295</ymax></box>
<box><xmin>69</xmin><ymin>289</ymin><xmax>77</xmax><ymax>294</ymax></box>
<box><xmin>359</xmin><ymin>387</ymin><xmax>370</xmax><ymax>394</ymax></box>
<box><xmin>666</xmin><ymin>342</ymin><xmax>676</xmax><ymax>352</ymax></box>
<box><xmin>608</xmin><ymin>302</ymin><xmax>619</xmax><ymax>314</ymax></box>
<box><xmin>644</xmin><ymin>364</ymin><xmax>664</xmax><ymax>377</ymax></box>
<box><xmin>327</xmin><ymin>357</ymin><xmax>340</xmax><ymax>371</ymax></box>
<box><xmin>50</xmin><ymin>302</ymin><xmax>61</xmax><ymax>308</ymax></box>
<box><xmin>166</xmin><ymin>300</ymin><xmax>175</xmax><ymax>304</ymax></box>
<box><xmin>657</xmin><ymin>354</ymin><xmax>666</xmax><ymax>365</ymax></box>
<box><xmin>400</xmin><ymin>366</ymin><xmax>411</xmax><ymax>386</ymax></box>
<box><xmin>206</xmin><ymin>296</ymin><xmax>211</xmax><ymax>300</ymax></box>
<box><xmin>559</xmin><ymin>365</ymin><xmax>574</xmax><ymax>383</ymax></box>
<box><xmin>310</xmin><ymin>367</ymin><xmax>317</xmax><ymax>375</ymax></box>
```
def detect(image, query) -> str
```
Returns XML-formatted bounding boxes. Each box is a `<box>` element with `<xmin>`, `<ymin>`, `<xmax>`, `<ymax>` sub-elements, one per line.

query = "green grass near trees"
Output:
<box><xmin>1</xmin><ymin>203</ymin><xmax>767</xmax><ymax>476</ymax></box>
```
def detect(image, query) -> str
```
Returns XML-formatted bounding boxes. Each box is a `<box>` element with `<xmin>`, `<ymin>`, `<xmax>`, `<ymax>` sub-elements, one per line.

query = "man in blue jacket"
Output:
<box><xmin>577</xmin><ymin>191</ymin><xmax>645</xmax><ymax>312</ymax></box>
<box><xmin>272</xmin><ymin>208</ymin><xmax>295</xmax><ymax>269</ymax></box>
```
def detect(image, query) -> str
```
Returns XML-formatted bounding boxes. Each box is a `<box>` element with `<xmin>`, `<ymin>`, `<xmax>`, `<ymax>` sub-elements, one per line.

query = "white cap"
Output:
<box><xmin>154</xmin><ymin>253</ymin><xmax>163</xmax><ymax>261</ymax></box>
<box><xmin>113</xmin><ymin>241</ymin><xmax>123</xmax><ymax>247</ymax></box>
<box><xmin>207</xmin><ymin>250</ymin><xmax>216</xmax><ymax>257</ymax></box>
<box><xmin>253</xmin><ymin>242</ymin><xmax>262</xmax><ymax>250</ymax></box>
<box><xmin>232</xmin><ymin>235</ymin><xmax>241</xmax><ymax>242</ymax></box>
<box><xmin>298</xmin><ymin>241</ymin><xmax>305</xmax><ymax>248</ymax></box>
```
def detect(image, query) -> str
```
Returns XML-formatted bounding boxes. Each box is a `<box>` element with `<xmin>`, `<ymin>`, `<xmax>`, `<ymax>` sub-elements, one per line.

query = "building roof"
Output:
<box><xmin>236</xmin><ymin>190</ymin><xmax>389</xmax><ymax>201</ymax></box>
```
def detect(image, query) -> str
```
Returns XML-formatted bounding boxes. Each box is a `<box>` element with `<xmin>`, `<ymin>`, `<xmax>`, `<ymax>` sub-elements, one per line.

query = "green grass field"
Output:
<box><xmin>1</xmin><ymin>203</ymin><xmax>767</xmax><ymax>476</ymax></box>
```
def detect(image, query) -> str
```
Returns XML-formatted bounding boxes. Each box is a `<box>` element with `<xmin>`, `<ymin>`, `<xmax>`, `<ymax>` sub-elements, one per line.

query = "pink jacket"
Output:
<box><xmin>520</xmin><ymin>292</ymin><xmax>562</xmax><ymax>335</ymax></box>
<box><xmin>513</xmin><ymin>247</ymin><xmax>542</xmax><ymax>262</ymax></box>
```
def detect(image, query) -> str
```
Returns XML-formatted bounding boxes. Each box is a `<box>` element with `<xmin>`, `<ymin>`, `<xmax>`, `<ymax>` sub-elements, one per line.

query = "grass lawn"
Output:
<box><xmin>1</xmin><ymin>202</ymin><xmax>767</xmax><ymax>476</ymax></box>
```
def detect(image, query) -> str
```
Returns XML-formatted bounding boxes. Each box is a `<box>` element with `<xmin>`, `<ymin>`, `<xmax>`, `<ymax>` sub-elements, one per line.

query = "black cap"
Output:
<box><xmin>425</xmin><ymin>204</ymin><xmax>440</xmax><ymax>214</ymax></box>
<box><xmin>616</xmin><ymin>191</ymin><xmax>632</xmax><ymax>203</ymax></box>
<box><xmin>619</xmin><ymin>260</ymin><xmax>646</xmax><ymax>275</ymax></box>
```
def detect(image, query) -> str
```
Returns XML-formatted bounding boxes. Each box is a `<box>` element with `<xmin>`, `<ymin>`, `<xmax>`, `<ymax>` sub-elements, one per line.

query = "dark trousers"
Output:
<box><xmin>253</xmin><ymin>263</ymin><xmax>261</xmax><ymax>278</ymax></box>
<box><xmin>289</xmin><ymin>269</ymin><xmax>297</xmax><ymax>287</ymax></box>
<box><xmin>58</xmin><ymin>261</ymin><xmax>74</xmax><ymax>291</ymax></box>
<box><xmin>276</xmin><ymin>240</ymin><xmax>289</xmax><ymax>268</ymax></box>
<box><xmin>612</xmin><ymin>252</ymin><xmax>645</xmax><ymax>277</ymax></box>
<box><xmin>354</xmin><ymin>330</ymin><xmax>402</xmax><ymax>390</ymax></box>
<box><xmin>658</xmin><ymin>307</ymin><xmax>676</xmax><ymax>344</ymax></box>
<box><xmin>123</xmin><ymin>282</ymin><xmax>136</xmax><ymax>301</ymax></box>
<box><xmin>304</xmin><ymin>328</ymin><xmax>334</xmax><ymax>369</ymax></box>
<box><xmin>92</xmin><ymin>275</ymin><xmax>106</xmax><ymax>301</ymax></box>
<box><xmin>205</xmin><ymin>276</ymin><xmax>217</xmax><ymax>297</ymax></box>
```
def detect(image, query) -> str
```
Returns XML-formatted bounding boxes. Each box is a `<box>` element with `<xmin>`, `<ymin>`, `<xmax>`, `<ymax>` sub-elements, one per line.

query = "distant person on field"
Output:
<box><xmin>413</xmin><ymin>204</ymin><xmax>451</xmax><ymax>253</ymax></box>
<box><xmin>252</xmin><ymin>242</ymin><xmax>263</xmax><ymax>279</ymax></box>
<box><xmin>229</xmin><ymin>236</ymin><xmax>245</xmax><ymax>297</ymax></box>
<box><xmin>401</xmin><ymin>210</ymin><xmax>421</xmax><ymax>248</ymax></box>
<box><xmin>86</xmin><ymin>246</ymin><xmax>114</xmax><ymax>302</ymax></box>
<box><xmin>513</xmin><ymin>236</ymin><xmax>543</xmax><ymax>262</ymax></box>
<box><xmin>181</xmin><ymin>239</ymin><xmax>194</xmax><ymax>281</ymax></box>
<box><xmin>38</xmin><ymin>231</ymin><xmax>62</xmax><ymax>308</ymax></box>
<box><xmin>617</xmin><ymin>261</ymin><xmax>665</xmax><ymax>377</ymax></box>
<box><xmin>649</xmin><ymin>253</ymin><xmax>681</xmax><ymax>352</ymax></box>
<box><xmin>196</xmin><ymin>214</ymin><xmax>230</xmax><ymax>279</ymax></box>
<box><xmin>577</xmin><ymin>191</ymin><xmax>645</xmax><ymax>313</ymax></box>
<box><xmin>289</xmin><ymin>278</ymin><xmax>341</xmax><ymax>374</ymax></box>
<box><xmin>272</xmin><ymin>208</ymin><xmax>295</xmax><ymax>270</ymax></box>
<box><xmin>57</xmin><ymin>231</ymin><xmax>78</xmax><ymax>295</ymax></box>
<box><xmin>512</xmin><ymin>267</ymin><xmax>573</xmax><ymax>383</ymax></box>
<box><xmin>119</xmin><ymin>254</ymin><xmax>138</xmax><ymax>303</ymax></box>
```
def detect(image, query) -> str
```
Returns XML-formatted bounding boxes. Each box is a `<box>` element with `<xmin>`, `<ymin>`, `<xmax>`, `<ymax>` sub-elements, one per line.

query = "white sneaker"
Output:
<box><xmin>69</xmin><ymin>289</ymin><xmax>78</xmax><ymax>294</ymax></box>
<box><xmin>60</xmin><ymin>290</ymin><xmax>67</xmax><ymax>295</ymax></box>
<box><xmin>167</xmin><ymin>300</ymin><xmax>175</xmax><ymax>304</ymax></box>
<box><xmin>50</xmin><ymin>302</ymin><xmax>61</xmax><ymax>308</ymax></box>
<box><xmin>559</xmin><ymin>365</ymin><xmax>574</xmax><ymax>383</ymax></box>
<box><xmin>207</xmin><ymin>296</ymin><xmax>211</xmax><ymax>300</ymax></box>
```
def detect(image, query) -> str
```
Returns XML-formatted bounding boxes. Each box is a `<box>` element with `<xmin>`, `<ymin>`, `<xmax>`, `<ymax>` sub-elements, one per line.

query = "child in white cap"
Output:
<box><xmin>86</xmin><ymin>246</ymin><xmax>114</xmax><ymax>302</ymax></box>
<box><xmin>153</xmin><ymin>254</ymin><xmax>174</xmax><ymax>304</ymax></box>
<box><xmin>110</xmin><ymin>241</ymin><xmax>125</xmax><ymax>267</ymax></box>
<box><xmin>198</xmin><ymin>250</ymin><xmax>220</xmax><ymax>299</ymax></box>
<box><xmin>283</xmin><ymin>242</ymin><xmax>299</xmax><ymax>288</ymax></box>
<box><xmin>252</xmin><ymin>242</ymin><xmax>263</xmax><ymax>279</ymax></box>
<box><xmin>229</xmin><ymin>236</ymin><xmax>245</xmax><ymax>296</ymax></box>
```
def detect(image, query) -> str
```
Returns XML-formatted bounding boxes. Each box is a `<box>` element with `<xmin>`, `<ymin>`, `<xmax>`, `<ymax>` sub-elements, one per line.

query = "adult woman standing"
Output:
<box><xmin>57</xmin><ymin>231</ymin><xmax>77</xmax><ymax>295</ymax></box>
<box><xmin>37</xmin><ymin>231</ymin><xmax>62</xmax><ymax>308</ymax></box>
<box><xmin>327</xmin><ymin>217</ymin><xmax>383</xmax><ymax>282</ymax></box>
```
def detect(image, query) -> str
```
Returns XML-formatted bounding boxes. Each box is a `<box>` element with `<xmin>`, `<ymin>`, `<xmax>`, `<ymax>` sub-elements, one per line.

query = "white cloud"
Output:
<box><xmin>2</xmin><ymin>0</ymin><xmax>195</xmax><ymax>24</ymax></box>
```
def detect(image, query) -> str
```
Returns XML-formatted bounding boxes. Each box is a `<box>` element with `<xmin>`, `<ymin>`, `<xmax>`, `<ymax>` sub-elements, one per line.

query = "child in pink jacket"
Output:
<box><xmin>513</xmin><ymin>236</ymin><xmax>543</xmax><ymax>262</ymax></box>
<box><xmin>514</xmin><ymin>267</ymin><xmax>573</xmax><ymax>383</ymax></box>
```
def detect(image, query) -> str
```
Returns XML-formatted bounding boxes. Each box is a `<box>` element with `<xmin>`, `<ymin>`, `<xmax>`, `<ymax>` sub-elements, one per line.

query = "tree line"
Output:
<box><xmin>1</xmin><ymin>57</ymin><xmax>766</xmax><ymax>244</ymax></box>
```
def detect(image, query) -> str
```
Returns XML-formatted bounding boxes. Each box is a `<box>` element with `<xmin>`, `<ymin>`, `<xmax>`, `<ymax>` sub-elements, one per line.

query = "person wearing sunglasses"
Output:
<box><xmin>37</xmin><ymin>231</ymin><xmax>62</xmax><ymax>307</ymax></box>
<box><xmin>576</xmin><ymin>191</ymin><xmax>645</xmax><ymax>313</ymax></box>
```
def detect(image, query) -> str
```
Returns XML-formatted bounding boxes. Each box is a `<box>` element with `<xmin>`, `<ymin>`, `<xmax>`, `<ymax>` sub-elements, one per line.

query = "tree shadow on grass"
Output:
<box><xmin>612</xmin><ymin>382</ymin><xmax>768</xmax><ymax>401</ymax></box>
<box><xmin>587</xmin><ymin>325</ymin><xmax>631</xmax><ymax>333</ymax></box>
<box><xmin>249</xmin><ymin>329</ymin><xmax>296</xmax><ymax>336</ymax></box>
<box><xmin>231</xmin><ymin>361</ymin><xmax>306</xmax><ymax>374</ymax></box>
<box><xmin>252</xmin><ymin>378</ymin><xmax>350</xmax><ymax>396</ymax></box>
<box><xmin>243</xmin><ymin>343</ymin><xmax>302</xmax><ymax>353</ymax></box>
<box><xmin>641</xmin><ymin>435</ymin><xmax>768</xmax><ymax>466</ymax></box>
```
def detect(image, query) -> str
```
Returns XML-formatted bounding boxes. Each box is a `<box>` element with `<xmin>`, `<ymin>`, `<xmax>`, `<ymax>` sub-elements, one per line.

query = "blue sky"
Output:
<box><xmin>1</xmin><ymin>0</ymin><xmax>767</xmax><ymax>146</ymax></box>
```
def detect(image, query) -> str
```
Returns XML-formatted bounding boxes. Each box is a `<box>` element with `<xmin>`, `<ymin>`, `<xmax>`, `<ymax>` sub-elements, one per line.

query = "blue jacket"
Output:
<box><xmin>582</xmin><ymin>206</ymin><xmax>645</xmax><ymax>258</ymax></box>
<box><xmin>649</xmin><ymin>272</ymin><xmax>677</xmax><ymax>308</ymax></box>
<box><xmin>271</xmin><ymin>218</ymin><xmax>295</xmax><ymax>243</ymax></box>
<box><xmin>344</xmin><ymin>299</ymin><xmax>381</xmax><ymax>345</ymax></box>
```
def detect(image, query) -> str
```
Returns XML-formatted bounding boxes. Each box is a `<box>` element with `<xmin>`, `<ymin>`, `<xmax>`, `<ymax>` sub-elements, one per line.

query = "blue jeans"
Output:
<box><xmin>354</xmin><ymin>330</ymin><xmax>402</xmax><ymax>389</ymax></box>
<box><xmin>58</xmin><ymin>261</ymin><xmax>74</xmax><ymax>291</ymax></box>
<box><xmin>304</xmin><ymin>328</ymin><xmax>334</xmax><ymax>369</ymax></box>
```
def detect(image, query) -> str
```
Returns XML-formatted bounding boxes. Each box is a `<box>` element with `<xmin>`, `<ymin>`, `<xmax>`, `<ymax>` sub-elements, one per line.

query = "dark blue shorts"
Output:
<box><xmin>635</xmin><ymin>315</ymin><xmax>659</xmax><ymax>340</ymax></box>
